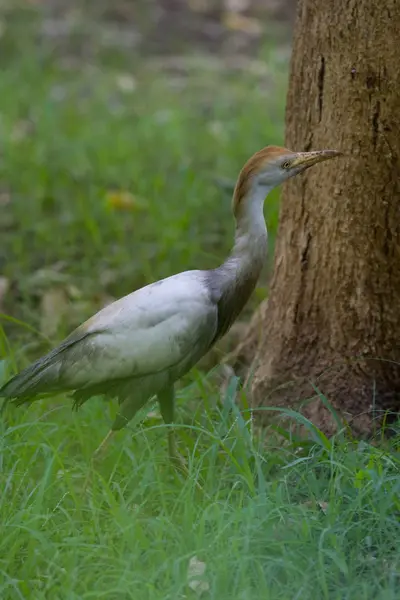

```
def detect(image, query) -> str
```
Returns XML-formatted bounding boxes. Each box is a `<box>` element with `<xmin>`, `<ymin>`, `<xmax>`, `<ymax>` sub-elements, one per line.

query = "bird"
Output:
<box><xmin>0</xmin><ymin>145</ymin><xmax>341</xmax><ymax>472</ymax></box>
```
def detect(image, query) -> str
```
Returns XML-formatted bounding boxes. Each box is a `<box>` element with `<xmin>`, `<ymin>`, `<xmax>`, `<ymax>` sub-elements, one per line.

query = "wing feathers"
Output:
<box><xmin>0</xmin><ymin>329</ymin><xmax>94</xmax><ymax>403</ymax></box>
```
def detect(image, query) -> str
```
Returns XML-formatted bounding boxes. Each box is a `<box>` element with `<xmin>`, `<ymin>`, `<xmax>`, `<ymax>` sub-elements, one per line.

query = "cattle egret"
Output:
<box><xmin>1</xmin><ymin>146</ymin><xmax>341</xmax><ymax>472</ymax></box>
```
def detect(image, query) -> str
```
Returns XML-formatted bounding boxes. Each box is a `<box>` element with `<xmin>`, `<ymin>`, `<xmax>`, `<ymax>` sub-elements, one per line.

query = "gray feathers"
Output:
<box><xmin>206</xmin><ymin>253</ymin><xmax>265</xmax><ymax>345</ymax></box>
<box><xmin>0</xmin><ymin>329</ymin><xmax>93</xmax><ymax>405</ymax></box>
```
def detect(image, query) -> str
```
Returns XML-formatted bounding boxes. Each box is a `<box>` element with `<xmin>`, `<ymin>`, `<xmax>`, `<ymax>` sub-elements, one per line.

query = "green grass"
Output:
<box><xmin>1</xmin><ymin>384</ymin><xmax>400</xmax><ymax>599</ymax></box>
<box><xmin>1</xmin><ymin>6</ymin><xmax>400</xmax><ymax>600</ymax></box>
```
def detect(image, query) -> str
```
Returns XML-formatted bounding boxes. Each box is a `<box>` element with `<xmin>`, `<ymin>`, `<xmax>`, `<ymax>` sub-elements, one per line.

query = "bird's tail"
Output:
<box><xmin>0</xmin><ymin>352</ymin><xmax>62</xmax><ymax>409</ymax></box>
<box><xmin>1</xmin><ymin>329</ymin><xmax>91</xmax><ymax>412</ymax></box>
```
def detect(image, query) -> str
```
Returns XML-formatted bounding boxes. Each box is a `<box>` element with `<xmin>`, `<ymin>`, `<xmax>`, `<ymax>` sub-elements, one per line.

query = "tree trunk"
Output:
<box><xmin>235</xmin><ymin>0</ymin><xmax>400</xmax><ymax>436</ymax></box>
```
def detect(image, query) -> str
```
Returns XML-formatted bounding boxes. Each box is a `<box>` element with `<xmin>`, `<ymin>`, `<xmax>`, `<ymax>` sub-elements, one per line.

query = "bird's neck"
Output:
<box><xmin>223</xmin><ymin>184</ymin><xmax>269</xmax><ymax>279</ymax></box>
<box><xmin>208</xmin><ymin>185</ymin><xmax>269</xmax><ymax>340</ymax></box>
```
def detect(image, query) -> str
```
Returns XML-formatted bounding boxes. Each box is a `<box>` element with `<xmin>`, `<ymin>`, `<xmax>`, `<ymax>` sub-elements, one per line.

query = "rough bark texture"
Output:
<box><xmin>235</xmin><ymin>0</ymin><xmax>400</xmax><ymax>436</ymax></box>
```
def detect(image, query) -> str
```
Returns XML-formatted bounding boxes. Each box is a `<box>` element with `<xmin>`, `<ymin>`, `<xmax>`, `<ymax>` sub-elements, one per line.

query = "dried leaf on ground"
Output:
<box><xmin>105</xmin><ymin>191</ymin><xmax>148</xmax><ymax>211</ymax></box>
<box><xmin>0</xmin><ymin>276</ymin><xmax>10</xmax><ymax>310</ymax></box>
<box><xmin>318</xmin><ymin>501</ymin><xmax>329</xmax><ymax>514</ymax></box>
<box><xmin>146</xmin><ymin>409</ymin><xmax>162</xmax><ymax>419</ymax></box>
<box><xmin>116</xmin><ymin>73</ymin><xmax>137</xmax><ymax>93</ymax></box>
<box><xmin>40</xmin><ymin>287</ymin><xmax>69</xmax><ymax>337</ymax></box>
<box><xmin>302</xmin><ymin>500</ymin><xmax>329</xmax><ymax>514</ymax></box>
<box><xmin>10</xmin><ymin>120</ymin><xmax>35</xmax><ymax>142</ymax></box>
<box><xmin>0</xmin><ymin>191</ymin><xmax>11</xmax><ymax>207</ymax></box>
<box><xmin>187</xmin><ymin>556</ymin><xmax>210</xmax><ymax>595</ymax></box>
<box><xmin>222</xmin><ymin>12</ymin><xmax>262</xmax><ymax>35</ymax></box>
<box><xmin>65</xmin><ymin>284</ymin><xmax>82</xmax><ymax>300</ymax></box>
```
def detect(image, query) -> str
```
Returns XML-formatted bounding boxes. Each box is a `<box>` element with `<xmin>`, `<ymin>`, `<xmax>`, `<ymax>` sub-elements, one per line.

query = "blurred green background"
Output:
<box><xmin>0</xmin><ymin>0</ymin><xmax>290</xmax><ymax>353</ymax></box>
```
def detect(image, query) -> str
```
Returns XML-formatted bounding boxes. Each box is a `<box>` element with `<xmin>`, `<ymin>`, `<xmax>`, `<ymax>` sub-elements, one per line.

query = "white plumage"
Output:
<box><xmin>61</xmin><ymin>271</ymin><xmax>217</xmax><ymax>390</ymax></box>
<box><xmin>0</xmin><ymin>145</ymin><xmax>341</xmax><ymax>469</ymax></box>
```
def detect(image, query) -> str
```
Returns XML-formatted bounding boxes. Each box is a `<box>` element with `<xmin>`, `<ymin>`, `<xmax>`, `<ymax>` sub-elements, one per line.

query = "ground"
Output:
<box><xmin>0</xmin><ymin>3</ymin><xmax>399</xmax><ymax>599</ymax></box>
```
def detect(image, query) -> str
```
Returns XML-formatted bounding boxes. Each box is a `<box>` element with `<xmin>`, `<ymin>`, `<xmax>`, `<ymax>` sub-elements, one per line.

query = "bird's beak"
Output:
<box><xmin>291</xmin><ymin>149</ymin><xmax>342</xmax><ymax>170</ymax></box>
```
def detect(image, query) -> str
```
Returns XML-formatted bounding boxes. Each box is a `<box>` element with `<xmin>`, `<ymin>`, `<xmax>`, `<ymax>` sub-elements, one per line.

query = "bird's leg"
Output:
<box><xmin>157</xmin><ymin>385</ymin><xmax>189</xmax><ymax>476</ymax></box>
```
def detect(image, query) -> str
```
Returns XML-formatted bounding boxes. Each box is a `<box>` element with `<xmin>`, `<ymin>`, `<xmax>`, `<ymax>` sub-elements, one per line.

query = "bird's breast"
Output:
<box><xmin>206</xmin><ymin>262</ymin><xmax>262</xmax><ymax>343</ymax></box>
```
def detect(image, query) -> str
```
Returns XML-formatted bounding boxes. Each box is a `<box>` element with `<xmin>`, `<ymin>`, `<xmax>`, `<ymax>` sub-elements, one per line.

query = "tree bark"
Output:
<box><xmin>235</xmin><ymin>0</ymin><xmax>400</xmax><ymax>436</ymax></box>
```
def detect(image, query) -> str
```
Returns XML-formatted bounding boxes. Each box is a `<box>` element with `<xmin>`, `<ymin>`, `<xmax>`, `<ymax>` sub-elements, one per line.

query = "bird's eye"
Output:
<box><xmin>281</xmin><ymin>160</ymin><xmax>291</xmax><ymax>169</ymax></box>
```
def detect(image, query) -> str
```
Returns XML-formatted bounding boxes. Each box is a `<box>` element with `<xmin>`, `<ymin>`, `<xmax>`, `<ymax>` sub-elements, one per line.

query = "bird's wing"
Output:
<box><xmin>1</xmin><ymin>271</ymin><xmax>217</xmax><ymax>399</ymax></box>
<box><xmin>62</xmin><ymin>271</ymin><xmax>217</xmax><ymax>386</ymax></box>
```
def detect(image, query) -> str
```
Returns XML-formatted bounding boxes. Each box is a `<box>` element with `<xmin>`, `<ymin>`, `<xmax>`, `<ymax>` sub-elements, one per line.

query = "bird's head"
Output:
<box><xmin>233</xmin><ymin>145</ymin><xmax>342</xmax><ymax>217</ymax></box>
